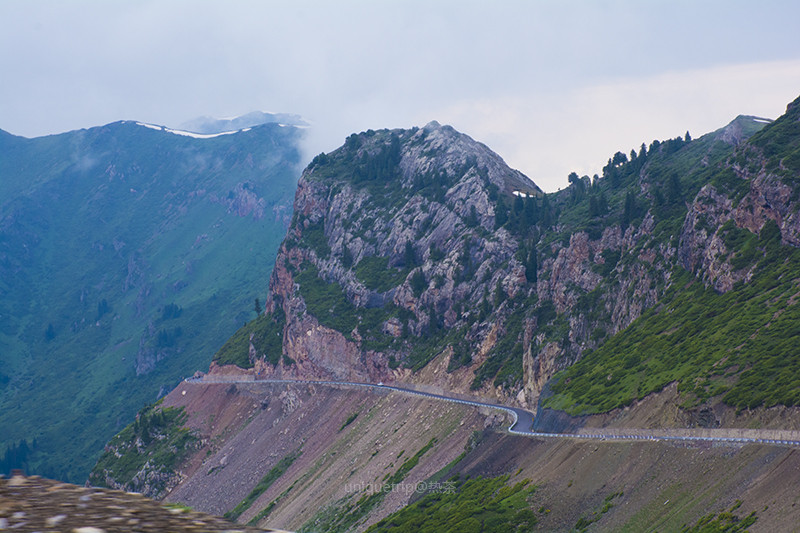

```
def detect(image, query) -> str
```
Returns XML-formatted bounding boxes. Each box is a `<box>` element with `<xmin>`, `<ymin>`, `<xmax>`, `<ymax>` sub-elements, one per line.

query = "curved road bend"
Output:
<box><xmin>184</xmin><ymin>377</ymin><xmax>800</xmax><ymax>448</ymax></box>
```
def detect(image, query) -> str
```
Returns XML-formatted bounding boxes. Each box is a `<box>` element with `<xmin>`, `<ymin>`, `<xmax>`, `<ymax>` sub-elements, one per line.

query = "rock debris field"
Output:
<box><xmin>0</xmin><ymin>473</ymin><xmax>273</xmax><ymax>532</ymax></box>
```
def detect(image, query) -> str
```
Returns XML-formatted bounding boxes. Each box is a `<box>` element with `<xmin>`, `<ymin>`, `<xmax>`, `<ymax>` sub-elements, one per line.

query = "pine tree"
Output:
<box><xmin>667</xmin><ymin>173</ymin><xmax>682</xmax><ymax>203</ymax></box>
<box><xmin>493</xmin><ymin>279</ymin><xmax>506</xmax><ymax>307</ymax></box>
<box><xmin>524</xmin><ymin>196</ymin><xmax>538</xmax><ymax>226</ymax></box>
<box><xmin>540</xmin><ymin>194</ymin><xmax>554</xmax><ymax>228</ymax></box>
<box><xmin>622</xmin><ymin>191</ymin><xmax>638</xmax><ymax>229</ymax></box>
<box><xmin>465</xmin><ymin>204</ymin><xmax>479</xmax><ymax>227</ymax></box>
<box><xmin>342</xmin><ymin>245</ymin><xmax>354</xmax><ymax>268</ymax></box>
<box><xmin>495</xmin><ymin>197</ymin><xmax>508</xmax><ymax>228</ymax></box>
<box><xmin>458</xmin><ymin>240</ymin><xmax>472</xmax><ymax>280</ymax></box>
<box><xmin>427</xmin><ymin>305</ymin><xmax>440</xmax><ymax>336</ymax></box>
<box><xmin>525</xmin><ymin>248</ymin><xmax>538</xmax><ymax>283</ymax></box>
<box><xmin>410</xmin><ymin>270</ymin><xmax>426</xmax><ymax>298</ymax></box>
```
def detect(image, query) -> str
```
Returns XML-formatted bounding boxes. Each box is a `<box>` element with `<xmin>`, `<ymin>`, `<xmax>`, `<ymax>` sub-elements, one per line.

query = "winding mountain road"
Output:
<box><xmin>184</xmin><ymin>376</ymin><xmax>800</xmax><ymax>448</ymax></box>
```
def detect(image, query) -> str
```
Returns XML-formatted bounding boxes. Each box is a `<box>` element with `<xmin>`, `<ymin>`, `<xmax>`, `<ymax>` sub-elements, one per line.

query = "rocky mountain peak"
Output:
<box><xmin>309</xmin><ymin>123</ymin><xmax>540</xmax><ymax>197</ymax></box>
<box><xmin>93</xmin><ymin>95</ymin><xmax>800</xmax><ymax>532</ymax></box>
<box><xmin>412</xmin><ymin>121</ymin><xmax>540</xmax><ymax>196</ymax></box>
<box><xmin>225</xmin><ymin>123</ymin><xmax>546</xmax><ymax>385</ymax></box>
<box><xmin>714</xmin><ymin>115</ymin><xmax>773</xmax><ymax>146</ymax></box>
<box><xmin>785</xmin><ymin>94</ymin><xmax>800</xmax><ymax>117</ymax></box>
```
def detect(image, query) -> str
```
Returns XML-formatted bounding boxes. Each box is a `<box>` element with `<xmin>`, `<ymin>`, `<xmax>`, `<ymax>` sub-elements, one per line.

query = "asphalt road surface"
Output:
<box><xmin>185</xmin><ymin>376</ymin><xmax>800</xmax><ymax>448</ymax></box>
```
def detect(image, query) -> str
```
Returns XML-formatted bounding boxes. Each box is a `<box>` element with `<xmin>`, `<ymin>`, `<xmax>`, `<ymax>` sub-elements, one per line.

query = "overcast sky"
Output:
<box><xmin>2</xmin><ymin>1</ymin><xmax>799</xmax><ymax>192</ymax></box>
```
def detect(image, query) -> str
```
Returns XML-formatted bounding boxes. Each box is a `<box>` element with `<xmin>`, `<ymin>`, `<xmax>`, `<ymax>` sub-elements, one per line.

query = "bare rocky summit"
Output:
<box><xmin>257</xmin><ymin>122</ymin><xmax>542</xmax><ymax>389</ymax></box>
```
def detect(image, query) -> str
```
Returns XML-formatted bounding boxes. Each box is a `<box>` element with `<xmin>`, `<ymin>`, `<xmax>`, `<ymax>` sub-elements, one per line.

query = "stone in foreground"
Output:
<box><xmin>0</xmin><ymin>473</ymin><xmax>278</xmax><ymax>532</ymax></box>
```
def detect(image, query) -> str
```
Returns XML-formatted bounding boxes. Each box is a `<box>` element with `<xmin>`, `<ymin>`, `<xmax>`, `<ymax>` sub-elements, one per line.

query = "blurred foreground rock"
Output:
<box><xmin>0</xmin><ymin>472</ymin><xmax>279</xmax><ymax>532</ymax></box>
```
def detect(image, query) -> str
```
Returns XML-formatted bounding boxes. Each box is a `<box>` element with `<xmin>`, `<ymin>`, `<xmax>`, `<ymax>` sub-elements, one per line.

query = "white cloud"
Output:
<box><xmin>431</xmin><ymin>59</ymin><xmax>800</xmax><ymax>191</ymax></box>
<box><xmin>1</xmin><ymin>2</ymin><xmax>799</xmax><ymax>193</ymax></box>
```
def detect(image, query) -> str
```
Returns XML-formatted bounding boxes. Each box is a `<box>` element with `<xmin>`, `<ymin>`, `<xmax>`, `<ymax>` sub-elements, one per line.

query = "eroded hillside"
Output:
<box><xmin>95</xmin><ymin>378</ymin><xmax>800</xmax><ymax>531</ymax></box>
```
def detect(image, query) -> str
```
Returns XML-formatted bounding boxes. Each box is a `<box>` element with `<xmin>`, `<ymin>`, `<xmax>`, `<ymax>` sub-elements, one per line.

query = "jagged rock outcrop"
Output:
<box><xmin>257</xmin><ymin>123</ymin><xmax>541</xmax><ymax>387</ymax></box>
<box><xmin>679</xmin><ymin>106</ymin><xmax>800</xmax><ymax>291</ymax></box>
<box><xmin>518</xmin><ymin>110</ymin><xmax>797</xmax><ymax>405</ymax></box>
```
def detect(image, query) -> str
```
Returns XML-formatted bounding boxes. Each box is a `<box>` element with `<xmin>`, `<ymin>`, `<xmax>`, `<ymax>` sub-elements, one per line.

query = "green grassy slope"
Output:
<box><xmin>547</xmin><ymin>229</ymin><xmax>800</xmax><ymax>414</ymax></box>
<box><xmin>546</xmin><ymin>98</ymin><xmax>800</xmax><ymax>415</ymax></box>
<box><xmin>0</xmin><ymin>121</ymin><xmax>302</xmax><ymax>481</ymax></box>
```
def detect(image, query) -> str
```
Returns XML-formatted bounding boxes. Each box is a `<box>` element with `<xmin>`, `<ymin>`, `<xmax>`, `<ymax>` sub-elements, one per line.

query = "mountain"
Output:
<box><xmin>0</xmin><ymin>120</ymin><xmax>304</xmax><ymax>481</ymax></box>
<box><xmin>234</xmin><ymin>121</ymin><xmax>541</xmax><ymax>387</ymax></box>
<box><xmin>177</xmin><ymin>111</ymin><xmax>308</xmax><ymax>135</ymax></box>
<box><xmin>91</xmin><ymin>95</ymin><xmax>800</xmax><ymax>530</ymax></box>
<box><xmin>216</xmin><ymin>108</ymin><xmax>797</xmax><ymax>414</ymax></box>
<box><xmin>543</xmin><ymin>102</ymin><xmax>800</xmax><ymax>417</ymax></box>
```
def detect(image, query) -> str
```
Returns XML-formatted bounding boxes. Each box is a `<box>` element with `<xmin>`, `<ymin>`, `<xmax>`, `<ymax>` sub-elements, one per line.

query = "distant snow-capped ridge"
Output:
<box><xmin>176</xmin><ymin>111</ymin><xmax>309</xmax><ymax>134</ymax></box>
<box><xmin>134</xmin><ymin>122</ymin><xmax>251</xmax><ymax>139</ymax></box>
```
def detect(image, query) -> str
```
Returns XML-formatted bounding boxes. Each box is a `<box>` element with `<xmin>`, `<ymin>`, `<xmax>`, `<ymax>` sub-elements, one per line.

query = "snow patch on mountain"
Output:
<box><xmin>135</xmin><ymin>122</ymin><xmax>250</xmax><ymax>139</ymax></box>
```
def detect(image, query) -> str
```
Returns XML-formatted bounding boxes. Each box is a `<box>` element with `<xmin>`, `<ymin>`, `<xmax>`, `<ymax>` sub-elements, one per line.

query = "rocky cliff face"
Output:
<box><xmin>520</xmin><ymin>103</ymin><xmax>800</xmax><ymax>407</ymax></box>
<box><xmin>230</xmin><ymin>120</ymin><xmax>688</xmax><ymax>408</ymax></box>
<box><xmin>523</xmin><ymin>217</ymin><xmax>673</xmax><ymax>401</ymax></box>
<box><xmin>221</xmin><ymin>97</ymin><xmax>799</xmax><ymax>413</ymax></box>
<box><xmin>254</xmin><ymin>122</ymin><xmax>538</xmax><ymax>386</ymax></box>
<box><xmin>679</xmin><ymin>154</ymin><xmax>800</xmax><ymax>292</ymax></box>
